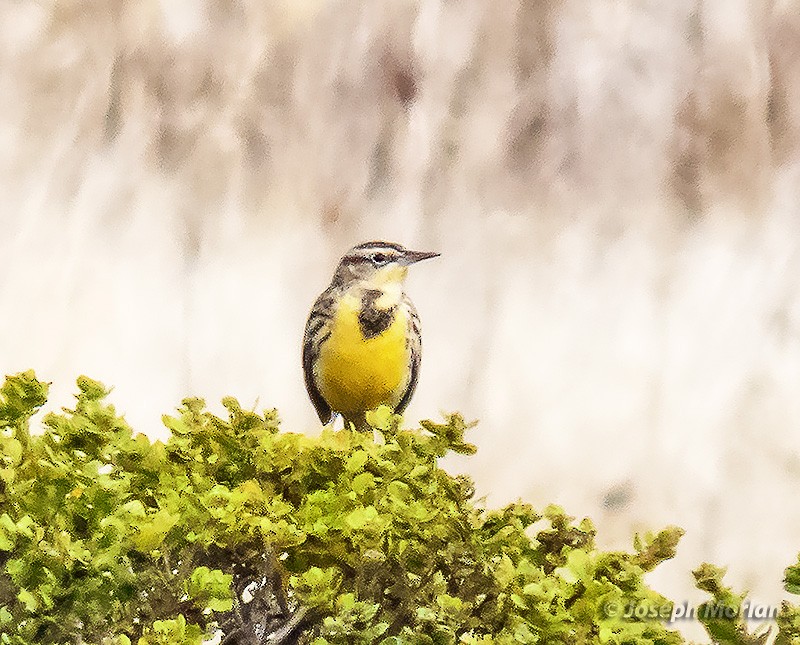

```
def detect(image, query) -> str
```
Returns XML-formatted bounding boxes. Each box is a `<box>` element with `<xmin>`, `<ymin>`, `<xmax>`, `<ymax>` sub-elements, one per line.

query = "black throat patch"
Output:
<box><xmin>358</xmin><ymin>289</ymin><xmax>397</xmax><ymax>339</ymax></box>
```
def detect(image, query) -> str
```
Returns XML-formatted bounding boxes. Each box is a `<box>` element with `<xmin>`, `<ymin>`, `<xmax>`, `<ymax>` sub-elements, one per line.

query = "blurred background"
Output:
<box><xmin>2</xmin><ymin>0</ymin><xmax>800</xmax><ymax>639</ymax></box>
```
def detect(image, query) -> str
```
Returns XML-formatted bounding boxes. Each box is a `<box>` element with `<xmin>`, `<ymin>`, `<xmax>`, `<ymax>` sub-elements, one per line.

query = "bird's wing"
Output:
<box><xmin>303</xmin><ymin>290</ymin><xmax>335</xmax><ymax>424</ymax></box>
<box><xmin>395</xmin><ymin>295</ymin><xmax>422</xmax><ymax>415</ymax></box>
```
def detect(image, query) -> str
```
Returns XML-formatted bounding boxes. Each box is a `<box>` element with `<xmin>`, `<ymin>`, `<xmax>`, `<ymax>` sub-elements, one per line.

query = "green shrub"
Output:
<box><xmin>0</xmin><ymin>370</ymin><xmax>794</xmax><ymax>643</ymax></box>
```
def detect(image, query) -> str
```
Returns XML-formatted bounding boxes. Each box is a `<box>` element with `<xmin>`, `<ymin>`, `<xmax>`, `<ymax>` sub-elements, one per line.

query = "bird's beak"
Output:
<box><xmin>402</xmin><ymin>249</ymin><xmax>440</xmax><ymax>265</ymax></box>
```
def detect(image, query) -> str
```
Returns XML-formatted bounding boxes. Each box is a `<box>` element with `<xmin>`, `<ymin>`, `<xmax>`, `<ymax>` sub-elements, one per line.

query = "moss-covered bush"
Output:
<box><xmin>0</xmin><ymin>371</ymin><xmax>795</xmax><ymax>644</ymax></box>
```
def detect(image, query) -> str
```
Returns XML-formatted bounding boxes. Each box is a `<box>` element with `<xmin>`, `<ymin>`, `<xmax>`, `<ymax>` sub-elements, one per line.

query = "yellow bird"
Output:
<box><xmin>302</xmin><ymin>241</ymin><xmax>439</xmax><ymax>430</ymax></box>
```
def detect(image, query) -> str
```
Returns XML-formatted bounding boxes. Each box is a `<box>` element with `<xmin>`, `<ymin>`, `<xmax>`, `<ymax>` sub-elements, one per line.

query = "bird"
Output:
<box><xmin>303</xmin><ymin>240</ymin><xmax>439</xmax><ymax>431</ymax></box>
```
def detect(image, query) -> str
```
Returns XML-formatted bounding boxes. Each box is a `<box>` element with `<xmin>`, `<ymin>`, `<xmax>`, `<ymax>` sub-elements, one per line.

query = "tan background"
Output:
<box><xmin>2</xmin><ymin>1</ymin><xmax>800</xmax><ymax>640</ymax></box>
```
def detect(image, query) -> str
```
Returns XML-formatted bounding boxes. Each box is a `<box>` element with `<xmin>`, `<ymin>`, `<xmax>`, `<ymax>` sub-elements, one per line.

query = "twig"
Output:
<box><xmin>261</xmin><ymin>606</ymin><xmax>318</xmax><ymax>645</ymax></box>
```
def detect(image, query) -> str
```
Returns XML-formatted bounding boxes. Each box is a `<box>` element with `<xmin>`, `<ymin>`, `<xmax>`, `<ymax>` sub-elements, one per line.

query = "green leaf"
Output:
<box><xmin>494</xmin><ymin>554</ymin><xmax>515</xmax><ymax>587</ymax></box>
<box><xmin>14</xmin><ymin>515</ymin><xmax>36</xmax><ymax>539</ymax></box>
<box><xmin>0</xmin><ymin>514</ymin><xmax>16</xmax><ymax>551</ymax></box>
<box><xmin>133</xmin><ymin>509</ymin><xmax>179</xmax><ymax>551</ymax></box>
<box><xmin>0</xmin><ymin>370</ymin><xmax>48</xmax><ymax>426</ymax></box>
<box><xmin>785</xmin><ymin>556</ymin><xmax>800</xmax><ymax>595</ymax></box>
<box><xmin>139</xmin><ymin>614</ymin><xmax>205</xmax><ymax>645</ymax></box>
<box><xmin>290</xmin><ymin>566</ymin><xmax>341</xmax><ymax>609</ymax></box>
<box><xmin>351</xmin><ymin>471</ymin><xmax>375</xmax><ymax>495</ymax></box>
<box><xmin>345</xmin><ymin>505</ymin><xmax>380</xmax><ymax>530</ymax></box>
<box><xmin>185</xmin><ymin>566</ymin><xmax>234</xmax><ymax>613</ymax></box>
<box><xmin>346</xmin><ymin>450</ymin><xmax>369</xmax><ymax>473</ymax></box>
<box><xmin>17</xmin><ymin>589</ymin><xmax>37</xmax><ymax>612</ymax></box>
<box><xmin>0</xmin><ymin>439</ymin><xmax>22</xmax><ymax>465</ymax></box>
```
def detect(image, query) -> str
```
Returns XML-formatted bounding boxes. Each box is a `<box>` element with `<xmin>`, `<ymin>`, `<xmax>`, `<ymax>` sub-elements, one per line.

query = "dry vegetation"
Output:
<box><xmin>2</xmin><ymin>1</ymin><xmax>800</xmax><ymax>639</ymax></box>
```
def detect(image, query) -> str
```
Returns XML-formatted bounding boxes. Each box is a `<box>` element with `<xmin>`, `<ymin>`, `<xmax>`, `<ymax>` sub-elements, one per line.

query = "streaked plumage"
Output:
<box><xmin>303</xmin><ymin>241</ymin><xmax>438</xmax><ymax>430</ymax></box>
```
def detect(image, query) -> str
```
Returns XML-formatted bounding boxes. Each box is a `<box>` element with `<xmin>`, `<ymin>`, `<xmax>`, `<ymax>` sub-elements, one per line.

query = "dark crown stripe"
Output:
<box><xmin>351</xmin><ymin>240</ymin><xmax>406</xmax><ymax>253</ymax></box>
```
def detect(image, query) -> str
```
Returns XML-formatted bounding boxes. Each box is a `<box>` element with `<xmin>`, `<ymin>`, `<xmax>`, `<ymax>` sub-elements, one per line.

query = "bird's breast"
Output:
<box><xmin>316</xmin><ymin>293</ymin><xmax>410</xmax><ymax>415</ymax></box>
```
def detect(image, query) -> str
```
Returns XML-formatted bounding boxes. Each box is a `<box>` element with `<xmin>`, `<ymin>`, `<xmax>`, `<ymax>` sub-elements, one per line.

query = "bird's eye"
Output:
<box><xmin>372</xmin><ymin>252</ymin><xmax>388</xmax><ymax>265</ymax></box>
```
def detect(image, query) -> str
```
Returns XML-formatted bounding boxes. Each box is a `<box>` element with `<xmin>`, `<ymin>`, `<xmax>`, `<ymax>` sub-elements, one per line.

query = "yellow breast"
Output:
<box><xmin>316</xmin><ymin>293</ymin><xmax>410</xmax><ymax>416</ymax></box>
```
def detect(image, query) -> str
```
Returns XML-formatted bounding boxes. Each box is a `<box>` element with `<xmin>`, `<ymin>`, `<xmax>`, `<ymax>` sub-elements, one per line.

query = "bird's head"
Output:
<box><xmin>332</xmin><ymin>241</ymin><xmax>439</xmax><ymax>289</ymax></box>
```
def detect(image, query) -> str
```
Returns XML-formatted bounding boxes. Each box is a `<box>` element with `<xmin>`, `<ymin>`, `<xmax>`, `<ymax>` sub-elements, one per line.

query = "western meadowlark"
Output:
<box><xmin>303</xmin><ymin>241</ymin><xmax>439</xmax><ymax>430</ymax></box>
